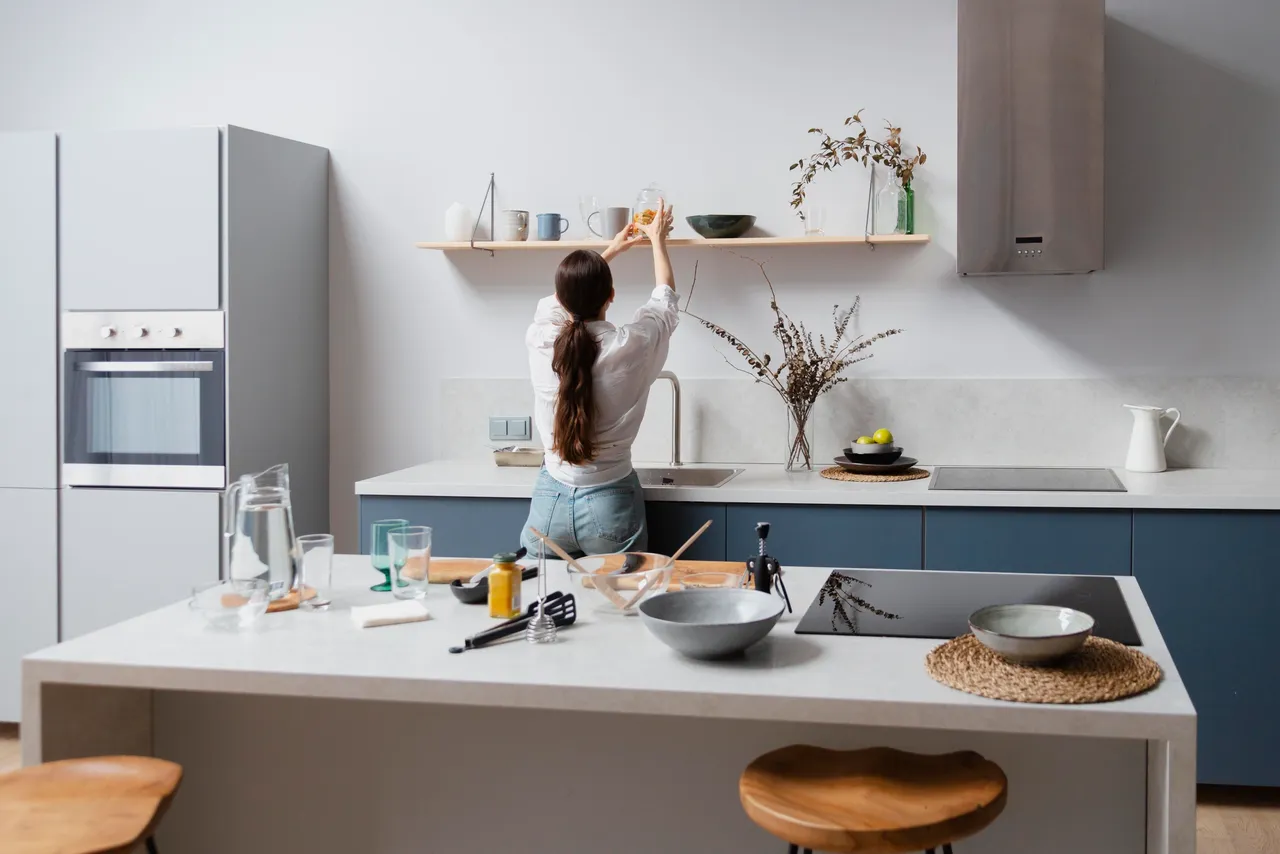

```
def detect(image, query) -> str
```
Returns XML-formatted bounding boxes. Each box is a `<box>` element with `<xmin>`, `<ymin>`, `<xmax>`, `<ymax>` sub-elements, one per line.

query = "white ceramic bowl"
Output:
<box><xmin>968</xmin><ymin>604</ymin><xmax>1095</xmax><ymax>664</ymax></box>
<box><xmin>639</xmin><ymin>589</ymin><xmax>784</xmax><ymax>659</ymax></box>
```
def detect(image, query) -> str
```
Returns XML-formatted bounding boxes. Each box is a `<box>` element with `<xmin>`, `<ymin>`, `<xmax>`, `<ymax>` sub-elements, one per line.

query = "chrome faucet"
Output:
<box><xmin>655</xmin><ymin>371</ymin><xmax>682</xmax><ymax>467</ymax></box>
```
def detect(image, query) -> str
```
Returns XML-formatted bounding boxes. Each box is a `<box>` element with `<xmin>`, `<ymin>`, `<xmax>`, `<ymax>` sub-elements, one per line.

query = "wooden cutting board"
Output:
<box><xmin>428</xmin><ymin>558</ymin><xmax>494</xmax><ymax>584</ymax></box>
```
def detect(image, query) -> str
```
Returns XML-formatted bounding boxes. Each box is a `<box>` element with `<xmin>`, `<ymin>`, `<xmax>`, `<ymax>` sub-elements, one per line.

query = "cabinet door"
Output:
<box><xmin>61</xmin><ymin>488</ymin><xmax>221</xmax><ymax>639</ymax></box>
<box><xmin>60</xmin><ymin>128</ymin><xmax>220</xmax><ymax>310</ymax></box>
<box><xmin>725</xmin><ymin>504</ymin><xmax>923</xmax><ymax>569</ymax></box>
<box><xmin>0</xmin><ymin>133</ymin><xmax>58</xmax><ymax>488</ymax></box>
<box><xmin>358</xmin><ymin>496</ymin><xmax>531</xmax><ymax>558</ymax></box>
<box><xmin>645</xmin><ymin>502</ymin><xmax>727</xmax><ymax>560</ymax></box>
<box><xmin>0</xmin><ymin>488</ymin><xmax>58</xmax><ymax>722</ymax></box>
<box><xmin>925</xmin><ymin>508</ymin><xmax>1131</xmax><ymax>575</ymax></box>
<box><xmin>1133</xmin><ymin>511</ymin><xmax>1280</xmax><ymax>786</ymax></box>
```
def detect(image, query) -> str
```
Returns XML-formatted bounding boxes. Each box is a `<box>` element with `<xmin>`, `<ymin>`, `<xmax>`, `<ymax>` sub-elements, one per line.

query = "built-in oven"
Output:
<box><xmin>63</xmin><ymin>311</ymin><xmax>226</xmax><ymax>489</ymax></box>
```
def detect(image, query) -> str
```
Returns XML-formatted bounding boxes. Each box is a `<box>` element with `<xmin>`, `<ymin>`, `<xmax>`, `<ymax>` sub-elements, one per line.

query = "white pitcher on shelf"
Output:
<box><xmin>1124</xmin><ymin>404</ymin><xmax>1181</xmax><ymax>473</ymax></box>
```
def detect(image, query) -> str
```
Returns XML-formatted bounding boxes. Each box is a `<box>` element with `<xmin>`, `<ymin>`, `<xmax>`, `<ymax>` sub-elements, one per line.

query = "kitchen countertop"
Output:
<box><xmin>355</xmin><ymin>460</ymin><xmax>1280</xmax><ymax>510</ymax></box>
<box><xmin>24</xmin><ymin>556</ymin><xmax>1194</xmax><ymax>741</ymax></box>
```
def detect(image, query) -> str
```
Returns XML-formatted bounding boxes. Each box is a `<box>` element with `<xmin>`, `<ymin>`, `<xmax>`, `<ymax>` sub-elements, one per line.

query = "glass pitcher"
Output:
<box><xmin>224</xmin><ymin>463</ymin><xmax>297</xmax><ymax>600</ymax></box>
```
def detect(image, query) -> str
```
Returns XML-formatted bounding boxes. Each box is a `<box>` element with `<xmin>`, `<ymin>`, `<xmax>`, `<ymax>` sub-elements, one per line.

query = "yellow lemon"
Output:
<box><xmin>855</xmin><ymin>436</ymin><xmax>875</xmax><ymax>445</ymax></box>
<box><xmin>872</xmin><ymin>428</ymin><xmax>894</xmax><ymax>445</ymax></box>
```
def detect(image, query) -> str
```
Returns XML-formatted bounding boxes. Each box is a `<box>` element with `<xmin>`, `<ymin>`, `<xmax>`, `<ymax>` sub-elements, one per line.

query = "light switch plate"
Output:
<box><xmin>489</xmin><ymin>415</ymin><xmax>531</xmax><ymax>443</ymax></box>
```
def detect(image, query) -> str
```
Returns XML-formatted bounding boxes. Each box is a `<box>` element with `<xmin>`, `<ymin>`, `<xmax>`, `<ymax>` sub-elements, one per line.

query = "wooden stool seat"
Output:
<box><xmin>739</xmin><ymin>746</ymin><xmax>1007</xmax><ymax>854</ymax></box>
<box><xmin>0</xmin><ymin>756</ymin><xmax>183</xmax><ymax>854</ymax></box>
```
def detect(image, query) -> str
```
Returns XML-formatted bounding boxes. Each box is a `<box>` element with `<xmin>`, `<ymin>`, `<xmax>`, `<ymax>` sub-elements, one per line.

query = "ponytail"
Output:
<box><xmin>552</xmin><ymin>317</ymin><xmax>600</xmax><ymax>465</ymax></box>
<box><xmin>549</xmin><ymin>250</ymin><xmax>613</xmax><ymax>465</ymax></box>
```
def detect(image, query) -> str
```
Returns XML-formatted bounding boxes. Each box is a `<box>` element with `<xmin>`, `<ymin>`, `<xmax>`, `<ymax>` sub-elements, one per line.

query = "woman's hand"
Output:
<box><xmin>636</xmin><ymin>199</ymin><xmax>674</xmax><ymax>244</ymax></box>
<box><xmin>600</xmin><ymin>222</ymin><xmax>644</xmax><ymax>262</ymax></box>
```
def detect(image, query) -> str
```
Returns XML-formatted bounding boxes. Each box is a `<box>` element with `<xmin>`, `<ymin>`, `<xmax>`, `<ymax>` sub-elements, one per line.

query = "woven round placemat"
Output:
<box><xmin>925</xmin><ymin>634</ymin><xmax>1162</xmax><ymax>704</ymax></box>
<box><xmin>819</xmin><ymin>466</ymin><xmax>931</xmax><ymax>483</ymax></box>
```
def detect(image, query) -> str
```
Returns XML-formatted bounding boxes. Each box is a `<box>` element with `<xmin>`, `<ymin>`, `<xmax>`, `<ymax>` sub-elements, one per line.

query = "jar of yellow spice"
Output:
<box><xmin>487</xmin><ymin>552</ymin><xmax>523</xmax><ymax>620</ymax></box>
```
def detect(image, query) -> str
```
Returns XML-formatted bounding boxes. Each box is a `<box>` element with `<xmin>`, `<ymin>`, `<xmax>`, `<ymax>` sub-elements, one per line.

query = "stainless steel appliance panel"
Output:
<box><xmin>958</xmin><ymin>0</ymin><xmax>1104</xmax><ymax>275</ymax></box>
<box><xmin>63</xmin><ymin>310</ymin><xmax>224</xmax><ymax>349</ymax></box>
<box><xmin>929</xmin><ymin>466</ymin><xmax>1126</xmax><ymax>492</ymax></box>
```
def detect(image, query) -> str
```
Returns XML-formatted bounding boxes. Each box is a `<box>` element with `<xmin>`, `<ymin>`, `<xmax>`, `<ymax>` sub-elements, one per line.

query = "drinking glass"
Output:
<box><xmin>297</xmin><ymin>534</ymin><xmax>335</xmax><ymax>611</ymax></box>
<box><xmin>802</xmin><ymin>201</ymin><xmax>826</xmax><ymax>236</ymax></box>
<box><xmin>579</xmin><ymin>195</ymin><xmax>601</xmax><ymax>237</ymax></box>
<box><xmin>370</xmin><ymin>519</ymin><xmax>408</xmax><ymax>592</ymax></box>
<box><xmin>389</xmin><ymin>526</ymin><xmax>432</xmax><ymax>600</ymax></box>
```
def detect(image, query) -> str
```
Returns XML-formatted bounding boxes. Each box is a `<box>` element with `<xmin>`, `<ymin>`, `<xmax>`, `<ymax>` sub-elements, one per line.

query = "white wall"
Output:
<box><xmin>3</xmin><ymin>0</ymin><xmax>1278</xmax><ymax>543</ymax></box>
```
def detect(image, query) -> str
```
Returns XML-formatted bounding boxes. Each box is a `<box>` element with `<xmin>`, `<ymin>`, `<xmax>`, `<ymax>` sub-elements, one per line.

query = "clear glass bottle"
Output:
<box><xmin>873</xmin><ymin>169</ymin><xmax>904</xmax><ymax>236</ymax></box>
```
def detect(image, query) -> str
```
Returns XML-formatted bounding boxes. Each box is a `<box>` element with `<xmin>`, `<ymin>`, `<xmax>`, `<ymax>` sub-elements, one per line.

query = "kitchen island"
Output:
<box><xmin>24</xmin><ymin>557</ymin><xmax>1194</xmax><ymax>854</ymax></box>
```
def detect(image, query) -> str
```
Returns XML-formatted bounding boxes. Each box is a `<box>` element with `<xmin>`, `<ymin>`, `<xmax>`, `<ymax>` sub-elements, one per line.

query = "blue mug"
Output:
<box><xmin>536</xmin><ymin>213</ymin><xmax>569</xmax><ymax>241</ymax></box>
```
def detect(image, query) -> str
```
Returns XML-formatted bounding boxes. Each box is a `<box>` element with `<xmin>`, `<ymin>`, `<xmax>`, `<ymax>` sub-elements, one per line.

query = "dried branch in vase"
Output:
<box><xmin>788</xmin><ymin>110</ymin><xmax>927</xmax><ymax>220</ymax></box>
<box><xmin>681</xmin><ymin>254</ymin><xmax>903</xmax><ymax>470</ymax></box>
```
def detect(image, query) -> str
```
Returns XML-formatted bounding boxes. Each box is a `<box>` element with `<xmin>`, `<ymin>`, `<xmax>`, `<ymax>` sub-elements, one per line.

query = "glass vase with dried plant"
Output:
<box><xmin>681</xmin><ymin>254</ymin><xmax>902</xmax><ymax>472</ymax></box>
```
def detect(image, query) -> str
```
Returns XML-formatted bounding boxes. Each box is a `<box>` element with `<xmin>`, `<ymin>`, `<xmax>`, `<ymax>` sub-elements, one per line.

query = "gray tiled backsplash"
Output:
<box><xmin>439</xmin><ymin>377</ymin><xmax>1280</xmax><ymax>469</ymax></box>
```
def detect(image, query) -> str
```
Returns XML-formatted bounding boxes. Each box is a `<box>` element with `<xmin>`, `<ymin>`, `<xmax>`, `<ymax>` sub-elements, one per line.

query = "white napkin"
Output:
<box><xmin>350</xmin><ymin>600</ymin><xmax>431</xmax><ymax>629</ymax></box>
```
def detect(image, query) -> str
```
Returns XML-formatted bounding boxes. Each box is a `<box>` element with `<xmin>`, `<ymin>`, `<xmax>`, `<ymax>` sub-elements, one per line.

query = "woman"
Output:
<box><xmin>521</xmin><ymin>200</ymin><xmax>678</xmax><ymax>557</ymax></box>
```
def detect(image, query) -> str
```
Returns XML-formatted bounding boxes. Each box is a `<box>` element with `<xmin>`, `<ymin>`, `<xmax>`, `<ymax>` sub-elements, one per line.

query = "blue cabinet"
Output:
<box><xmin>725</xmin><ymin>505</ymin><xmax>923</xmax><ymax>569</ymax></box>
<box><xmin>645</xmin><ymin>502</ymin><xmax>727</xmax><ymax>560</ymax></box>
<box><xmin>1133</xmin><ymin>511</ymin><xmax>1280</xmax><ymax>786</ymax></box>
<box><xmin>924</xmin><ymin>508</ymin><xmax>1131</xmax><ymax>575</ymax></box>
<box><xmin>359</xmin><ymin>496</ymin><xmax>531</xmax><ymax>557</ymax></box>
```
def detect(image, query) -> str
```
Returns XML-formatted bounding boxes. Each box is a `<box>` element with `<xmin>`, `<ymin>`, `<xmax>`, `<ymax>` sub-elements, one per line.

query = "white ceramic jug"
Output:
<box><xmin>1124</xmin><ymin>404</ymin><xmax>1181</xmax><ymax>473</ymax></box>
<box><xmin>444</xmin><ymin>202</ymin><xmax>472</xmax><ymax>242</ymax></box>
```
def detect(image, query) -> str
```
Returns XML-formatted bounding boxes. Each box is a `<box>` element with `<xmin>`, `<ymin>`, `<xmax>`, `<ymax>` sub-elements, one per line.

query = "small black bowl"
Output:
<box><xmin>450</xmin><ymin>565</ymin><xmax>538</xmax><ymax>605</ymax></box>
<box><xmin>686</xmin><ymin>215</ymin><xmax>756</xmax><ymax>239</ymax></box>
<box><xmin>841</xmin><ymin>445</ymin><xmax>904</xmax><ymax>465</ymax></box>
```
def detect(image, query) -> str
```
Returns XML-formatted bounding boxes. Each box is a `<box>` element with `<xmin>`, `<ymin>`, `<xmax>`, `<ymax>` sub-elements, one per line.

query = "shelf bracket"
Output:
<box><xmin>470</xmin><ymin>172</ymin><xmax>496</xmax><ymax>257</ymax></box>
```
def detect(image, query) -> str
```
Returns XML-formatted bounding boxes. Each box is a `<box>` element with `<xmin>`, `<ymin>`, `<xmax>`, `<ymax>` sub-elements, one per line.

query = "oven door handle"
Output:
<box><xmin>76</xmin><ymin>361</ymin><xmax>214</xmax><ymax>373</ymax></box>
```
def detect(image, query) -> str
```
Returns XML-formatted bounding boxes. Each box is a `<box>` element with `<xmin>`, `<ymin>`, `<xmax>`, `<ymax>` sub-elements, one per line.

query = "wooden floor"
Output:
<box><xmin>0</xmin><ymin>724</ymin><xmax>1276</xmax><ymax>851</ymax></box>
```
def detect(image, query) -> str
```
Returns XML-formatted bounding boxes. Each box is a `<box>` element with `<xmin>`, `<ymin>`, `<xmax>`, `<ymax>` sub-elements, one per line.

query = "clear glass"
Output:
<box><xmin>564</xmin><ymin>552</ymin><xmax>673</xmax><ymax>615</ymax></box>
<box><xmin>579</xmin><ymin>195</ymin><xmax>601</xmax><ymax>237</ymax></box>
<box><xmin>785</xmin><ymin>404</ymin><xmax>815</xmax><ymax>472</ymax></box>
<box><xmin>370</xmin><ymin>519</ymin><xmax>408</xmax><ymax>592</ymax></box>
<box><xmin>389</xmin><ymin>525</ymin><xmax>432</xmax><ymax>600</ymax></box>
<box><xmin>873</xmin><ymin>170</ymin><xmax>904</xmax><ymax>236</ymax></box>
<box><xmin>633</xmin><ymin>182</ymin><xmax>665</xmax><ymax>228</ymax></box>
<box><xmin>190</xmin><ymin>578</ymin><xmax>269</xmax><ymax>630</ymax></box>
<box><xmin>802</xmin><ymin>201</ymin><xmax>826</xmax><ymax>236</ymax></box>
<box><xmin>297</xmin><ymin>534</ymin><xmax>334</xmax><ymax>611</ymax></box>
<box><xmin>87</xmin><ymin>375</ymin><xmax>202</xmax><ymax>454</ymax></box>
<box><xmin>224</xmin><ymin>463</ymin><xmax>296</xmax><ymax>600</ymax></box>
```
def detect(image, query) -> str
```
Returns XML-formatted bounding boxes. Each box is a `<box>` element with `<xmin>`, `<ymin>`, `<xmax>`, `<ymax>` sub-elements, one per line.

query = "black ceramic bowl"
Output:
<box><xmin>840</xmin><ymin>444</ymin><xmax>904</xmax><ymax>465</ymax></box>
<box><xmin>686</xmin><ymin>215</ymin><xmax>756</xmax><ymax>239</ymax></box>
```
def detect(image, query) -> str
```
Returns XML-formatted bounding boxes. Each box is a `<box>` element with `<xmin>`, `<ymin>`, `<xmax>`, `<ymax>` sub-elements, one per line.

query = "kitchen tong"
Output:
<box><xmin>448</xmin><ymin>592</ymin><xmax>577</xmax><ymax>653</ymax></box>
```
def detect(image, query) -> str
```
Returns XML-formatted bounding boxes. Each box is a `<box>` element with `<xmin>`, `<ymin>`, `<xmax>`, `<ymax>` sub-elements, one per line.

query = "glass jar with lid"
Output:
<box><xmin>633</xmin><ymin>181</ymin><xmax>666</xmax><ymax>227</ymax></box>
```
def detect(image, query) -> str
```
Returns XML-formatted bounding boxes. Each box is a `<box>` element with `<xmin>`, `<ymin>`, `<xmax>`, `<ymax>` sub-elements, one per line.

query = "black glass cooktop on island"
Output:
<box><xmin>795</xmin><ymin>569</ymin><xmax>1142</xmax><ymax>645</ymax></box>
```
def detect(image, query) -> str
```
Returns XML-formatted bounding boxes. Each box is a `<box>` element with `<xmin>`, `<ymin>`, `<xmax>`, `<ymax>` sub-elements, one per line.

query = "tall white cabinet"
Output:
<box><xmin>0</xmin><ymin>132</ymin><xmax>60</xmax><ymax>722</ymax></box>
<box><xmin>59</xmin><ymin>128</ymin><xmax>221</xmax><ymax>310</ymax></box>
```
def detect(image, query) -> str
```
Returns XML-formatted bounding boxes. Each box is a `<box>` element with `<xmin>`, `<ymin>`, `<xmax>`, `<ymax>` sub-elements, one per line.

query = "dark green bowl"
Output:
<box><xmin>686</xmin><ymin>215</ymin><xmax>756</xmax><ymax>239</ymax></box>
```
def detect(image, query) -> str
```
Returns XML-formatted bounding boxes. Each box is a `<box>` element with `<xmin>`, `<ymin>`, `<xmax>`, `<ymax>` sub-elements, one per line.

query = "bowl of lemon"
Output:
<box><xmin>843</xmin><ymin>428</ymin><xmax>903</xmax><ymax>464</ymax></box>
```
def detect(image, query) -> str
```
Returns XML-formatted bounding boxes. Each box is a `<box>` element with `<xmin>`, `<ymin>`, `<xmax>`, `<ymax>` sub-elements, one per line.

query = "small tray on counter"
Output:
<box><xmin>493</xmin><ymin>446</ymin><xmax>544</xmax><ymax>467</ymax></box>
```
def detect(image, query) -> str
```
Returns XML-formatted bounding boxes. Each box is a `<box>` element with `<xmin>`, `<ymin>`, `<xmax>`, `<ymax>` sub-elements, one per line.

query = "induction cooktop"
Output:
<box><xmin>794</xmin><ymin>569</ymin><xmax>1142</xmax><ymax>644</ymax></box>
<box><xmin>929</xmin><ymin>466</ymin><xmax>1127</xmax><ymax>492</ymax></box>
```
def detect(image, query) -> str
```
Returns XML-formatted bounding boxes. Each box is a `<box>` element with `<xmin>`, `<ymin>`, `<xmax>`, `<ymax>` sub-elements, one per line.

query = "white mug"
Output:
<box><xmin>588</xmin><ymin>206</ymin><xmax>632</xmax><ymax>239</ymax></box>
<box><xmin>499</xmin><ymin>209</ymin><xmax>529</xmax><ymax>242</ymax></box>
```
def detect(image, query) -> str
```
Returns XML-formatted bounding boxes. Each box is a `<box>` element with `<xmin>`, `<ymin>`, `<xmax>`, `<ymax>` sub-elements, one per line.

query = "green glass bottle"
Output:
<box><xmin>897</xmin><ymin>182</ymin><xmax>915</xmax><ymax>235</ymax></box>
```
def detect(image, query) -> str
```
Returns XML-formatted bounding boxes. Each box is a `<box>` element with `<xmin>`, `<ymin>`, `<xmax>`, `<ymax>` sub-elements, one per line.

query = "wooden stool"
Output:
<box><xmin>739</xmin><ymin>746</ymin><xmax>1007</xmax><ymax>854</ymax></box>
<box><xmin>0</xmin><ymin>755</ymin><xmax>183</xmax><ymax>854</ymax></box>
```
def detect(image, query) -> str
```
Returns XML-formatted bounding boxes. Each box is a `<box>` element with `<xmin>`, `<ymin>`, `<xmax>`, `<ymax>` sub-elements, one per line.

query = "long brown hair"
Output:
<box><xmin>551</xmin><ymin>250</ymin><xmax>613</xmax><ymax>465</ymax></box>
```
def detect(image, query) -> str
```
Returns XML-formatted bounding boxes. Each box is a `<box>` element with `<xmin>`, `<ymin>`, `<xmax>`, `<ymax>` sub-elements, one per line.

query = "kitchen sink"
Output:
<box><xmin>634</xmin><ymin>467</ymin><xmax>743</xmax><ymax>488</ymax></box>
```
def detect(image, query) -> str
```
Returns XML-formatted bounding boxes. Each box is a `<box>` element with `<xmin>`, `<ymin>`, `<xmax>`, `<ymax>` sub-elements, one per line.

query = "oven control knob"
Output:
<box><xmin>129</xmin><ymin>326</ymin><xmax>149</xmax><ymax>339</ymax></box>
<box><xmin>161</xmin><ymin>327</ymin><xmax>180</xmax><ymax>339</ymax></box>
<box><xmin>99</xmin><ymin>325</ymin><xmax>117</xmax><ymax>339</ymax></box>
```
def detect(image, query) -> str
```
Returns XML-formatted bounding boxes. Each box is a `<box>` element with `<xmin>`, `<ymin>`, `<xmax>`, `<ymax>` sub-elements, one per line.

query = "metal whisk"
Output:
<box><xmin>525</xmin><ymin>548</ymin><xmax>557</xmax><ymax>644</ymax></box>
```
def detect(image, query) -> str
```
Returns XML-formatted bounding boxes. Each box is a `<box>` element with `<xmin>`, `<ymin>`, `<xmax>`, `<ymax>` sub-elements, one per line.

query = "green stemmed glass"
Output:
<box><xmin>369</xmin><ymin>519</ymin><xmax>408</xmax><ymax>591</ymax></box>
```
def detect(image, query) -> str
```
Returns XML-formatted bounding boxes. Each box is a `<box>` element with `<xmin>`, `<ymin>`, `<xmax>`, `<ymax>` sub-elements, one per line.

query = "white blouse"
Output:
<box><xmin>526</xmin><ymin>286</ymin><xmax>680</xmax><ymax>487</ymax></box>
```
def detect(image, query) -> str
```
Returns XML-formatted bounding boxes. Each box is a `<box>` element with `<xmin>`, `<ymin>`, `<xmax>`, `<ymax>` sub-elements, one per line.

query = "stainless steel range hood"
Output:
<box><xmin>958</xmin><ymin>0</ymin><xmax>1105</xmax><ymax>276</ymax></box>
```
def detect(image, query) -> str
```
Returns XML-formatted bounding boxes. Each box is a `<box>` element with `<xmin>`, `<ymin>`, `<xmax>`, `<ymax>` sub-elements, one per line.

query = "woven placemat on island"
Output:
<box><xmin>819</xmin><ymin>466</ymin><xmax>931</xmax><ymax>484</ymax></box>
<box><xmin>925</xmin><ymin>634</ymin><xmax>1162</xmax><ymax>704</ymax></box>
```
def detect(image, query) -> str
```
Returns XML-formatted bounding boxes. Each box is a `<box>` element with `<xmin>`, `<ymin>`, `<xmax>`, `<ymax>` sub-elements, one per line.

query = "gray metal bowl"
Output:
<box><xmin>638</xmin><ymin>589</ymin><xmax>784</xmax><ymax>659</ymax></box>
<box><xmin>842</xmin><ymin>444</ymin><xmax>903</xmax><ymax>464</ymax></box>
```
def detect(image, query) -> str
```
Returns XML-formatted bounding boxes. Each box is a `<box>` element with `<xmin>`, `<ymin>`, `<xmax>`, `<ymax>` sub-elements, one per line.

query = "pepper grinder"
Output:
<box><xmin>747</xmin><ymin>522</ymin><xmax>791</xmax><ymax>613</ymax></box>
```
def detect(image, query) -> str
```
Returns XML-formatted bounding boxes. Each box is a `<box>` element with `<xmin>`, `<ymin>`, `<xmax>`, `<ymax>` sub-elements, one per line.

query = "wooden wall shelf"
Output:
<box><xmin>415</xmin><ymin>234</ymin><xmax>930</xmax><ymax>251</ymax></box>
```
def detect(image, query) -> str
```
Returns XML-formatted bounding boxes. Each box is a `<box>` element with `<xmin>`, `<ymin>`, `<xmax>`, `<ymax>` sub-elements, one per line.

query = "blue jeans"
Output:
<box><xmin>520</xmin><ymin>468</ymin><xmax>648</xmax><ymax>558</ymax></box>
